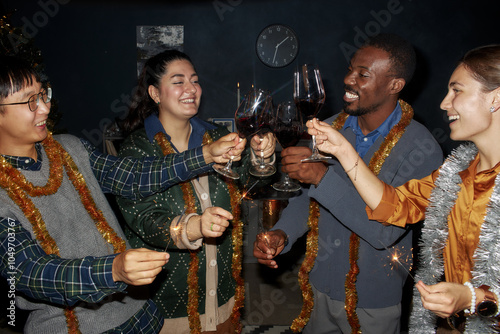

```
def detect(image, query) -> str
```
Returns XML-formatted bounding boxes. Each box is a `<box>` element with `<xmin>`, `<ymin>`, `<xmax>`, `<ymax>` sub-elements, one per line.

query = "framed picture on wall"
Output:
<box><xmin>136</xmin><ymin>25</ymin><xmax>184</xmax><ymax>77</ymax></box>
<box><xmin>209</xmin><ymin>118</ymin><xmax>235</xmax><ymax>132</ymax></box>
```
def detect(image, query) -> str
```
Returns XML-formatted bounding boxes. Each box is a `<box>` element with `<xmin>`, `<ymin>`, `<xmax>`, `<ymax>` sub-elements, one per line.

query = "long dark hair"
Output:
<box><xmin>121</xmin><ymin>50</ymin><xmax>194</xmax><ymax>134</ymax></box>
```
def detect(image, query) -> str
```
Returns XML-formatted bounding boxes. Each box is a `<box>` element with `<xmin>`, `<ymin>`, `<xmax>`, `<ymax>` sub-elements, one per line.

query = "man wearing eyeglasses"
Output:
<box><xmin>0</xmin><ymin>55</ymin><xmax>246</xmax><ymax>334</ymax></box>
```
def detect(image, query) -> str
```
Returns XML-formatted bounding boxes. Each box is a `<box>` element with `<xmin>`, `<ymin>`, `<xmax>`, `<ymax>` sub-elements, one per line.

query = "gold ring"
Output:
<box><xmin>210</xmin><ymin>223</ymin><xmax>214</xmax><ymax>231</ymax></box>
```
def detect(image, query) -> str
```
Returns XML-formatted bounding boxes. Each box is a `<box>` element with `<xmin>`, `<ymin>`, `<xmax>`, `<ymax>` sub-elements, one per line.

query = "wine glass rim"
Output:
<box><xmin>297</xmin><ymin>63</ymin><xmax>319</xmax><ymax>68</ymax></box>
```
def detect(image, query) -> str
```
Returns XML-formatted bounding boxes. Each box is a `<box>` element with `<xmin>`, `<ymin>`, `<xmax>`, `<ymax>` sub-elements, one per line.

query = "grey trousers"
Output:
<box><xmin>302</xmin><ymin>286</ymin><xmax>401</xmax><ymax>334</ymax></box>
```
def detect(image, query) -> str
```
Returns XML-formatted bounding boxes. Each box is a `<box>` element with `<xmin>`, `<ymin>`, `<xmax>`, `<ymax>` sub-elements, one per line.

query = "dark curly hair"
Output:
<box><xmin>121</xmin><ymin>50</ymin><xmax>194</xmax><ymax>134</ymax></box>
<box><xmin>362</xmin><ymin>33</ymin><xmax>416</xmax><ymax>84</ymax></box>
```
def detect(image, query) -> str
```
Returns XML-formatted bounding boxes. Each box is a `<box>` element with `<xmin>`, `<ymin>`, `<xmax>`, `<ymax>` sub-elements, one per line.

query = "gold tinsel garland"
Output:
<box><xmin>155</xmin><ymin>131</ymin><xmax>244</xmax><ymax>333</ymax></box>
<box><xmin>0</xmin><ymin>132</ymin><xmax>127</xmax><ymax>334</ymax></box>
<box><xmin>290</xmin><ymin>199</ymin><xmax>320</xmax><ymax>332</ymax></box>
<box><xmin>291</xmin><ymin>100</ymin><xmax>413</xmax><ymax>333</ymax></box>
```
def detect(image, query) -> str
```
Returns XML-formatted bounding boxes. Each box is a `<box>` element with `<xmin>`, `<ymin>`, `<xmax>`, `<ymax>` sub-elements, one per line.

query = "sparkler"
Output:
<box><xmin>165</xmin><ymin>208</ymin><xmax>186</xmax><ymax>252</ymax></box>
<box><xmin>379</xmin><ymin>240</ymin><xmax>414</xmax><ymax>280</ymax></box>
<box><xmin>261</xmin><ymin>232</ymin><xmax>271</xmax><ymax>247</ymax></box>
<box><xmin>238</xmin><ymin>180</ymin><xmax>260</xmax><ymax>204</ymax></box>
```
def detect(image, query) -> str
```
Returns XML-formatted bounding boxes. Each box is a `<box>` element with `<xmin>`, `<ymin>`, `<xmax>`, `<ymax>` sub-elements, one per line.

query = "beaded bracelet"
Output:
<box><xmin>464</xmin><ymin>281</ymin><xmax>476</xmax><ymax>315</ymax></box>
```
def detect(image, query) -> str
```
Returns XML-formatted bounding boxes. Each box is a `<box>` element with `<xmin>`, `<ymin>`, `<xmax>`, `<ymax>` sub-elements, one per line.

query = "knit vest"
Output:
<box><xmin>0</xmin><ymin>134</ymin><xmax>147</xmax><ymax>334</ymax></box>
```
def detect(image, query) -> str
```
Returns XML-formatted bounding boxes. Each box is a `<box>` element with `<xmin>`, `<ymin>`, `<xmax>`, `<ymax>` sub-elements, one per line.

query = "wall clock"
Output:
<box><xmin>256</xmin><ymin>24</ymin><xmax>299</xmax><ymax>68</ymax></box>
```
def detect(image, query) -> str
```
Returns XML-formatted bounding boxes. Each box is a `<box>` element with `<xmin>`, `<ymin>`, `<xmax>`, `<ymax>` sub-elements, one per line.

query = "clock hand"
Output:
<box><xmin>273</xmin><ymin>37</ymin><xmax>290</xmax><ymax>64</ymax></box>
<box><xmin>272</xmin><ymin>46</ymin><xmax>279</xmax><ymax>64</ymax></box>
<box><xmin>276</xmin><ymin>36</ymin><xmax>289</xmax><ymax>48</ymax></box>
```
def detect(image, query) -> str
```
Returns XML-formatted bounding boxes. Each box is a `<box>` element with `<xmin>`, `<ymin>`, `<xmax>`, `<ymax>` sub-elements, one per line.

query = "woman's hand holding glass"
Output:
<box><xmin>248</xmin><ymin>94</ymin><xmax>277</xmax><ymax>177</ymax></box>
<box><xmin>250</xmin><ymin>131</ymin><xmax>276</xmax><ymax>167</ymax></box>
<box><xmin>213</xmin><ymin>88</ymin><xmax>273</xmax><ymax>179</ymax></box>
<box><xmin>203</xmin><ymin>132</ymin><xmax>246</xmax><ymax>165</ymax></box>
<box><xmin>306</xmin><ymin>118</ymin><xmax>349</xmax><ymax>158</ymax></box>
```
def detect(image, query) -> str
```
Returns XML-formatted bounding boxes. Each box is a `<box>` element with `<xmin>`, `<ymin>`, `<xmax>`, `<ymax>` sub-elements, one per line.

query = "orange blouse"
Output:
<box><xmin>367</xmin><ymin>154</ymin><xmax>500</xmax><ymax>283</ymax></box>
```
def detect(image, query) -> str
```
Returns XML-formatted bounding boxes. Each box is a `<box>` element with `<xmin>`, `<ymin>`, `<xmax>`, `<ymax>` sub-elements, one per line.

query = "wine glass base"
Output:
<box><xmin>249</xmin><ymin>164</ymin><xmax>276</xmax><ymax>177</ymax></box>
<box><xmin>301</xmin><ymin>153</ymin><xmax>331</xmax><ymax>163</ymax></box>
<box><xmin>272</xmin><ymin>181</ymin><xmax>301</xmax><ymax>192</ymax></box>
<box><xmin>212</xmin><ymin>164</ymin><xmax>240</xmax><ymax>179</ymax></box>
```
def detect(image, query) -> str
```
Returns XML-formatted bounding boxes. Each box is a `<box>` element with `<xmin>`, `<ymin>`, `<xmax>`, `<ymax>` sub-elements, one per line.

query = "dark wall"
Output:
<box><xmin>1</xmin><ymin>0</ymin><xmax>497</xmax><ymax>155</ymax></box>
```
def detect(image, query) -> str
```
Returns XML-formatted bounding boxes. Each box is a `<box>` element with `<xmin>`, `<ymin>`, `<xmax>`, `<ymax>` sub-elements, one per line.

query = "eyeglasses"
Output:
<box><xmin>0</xmin><ymin>87</ymin><xmax>52</xmax><ymax>112</ymax></box>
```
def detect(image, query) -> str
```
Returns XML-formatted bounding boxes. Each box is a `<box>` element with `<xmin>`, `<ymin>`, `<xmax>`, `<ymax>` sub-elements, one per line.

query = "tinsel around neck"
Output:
<box><xmin>410</xmin><ymin>142</ymin><xmax>500</xmax><ymax>333</ymax></box>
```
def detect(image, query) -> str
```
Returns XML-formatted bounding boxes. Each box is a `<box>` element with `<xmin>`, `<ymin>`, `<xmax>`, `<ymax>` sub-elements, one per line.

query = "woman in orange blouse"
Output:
<box><xmin>307</xmin><ymin>45</ymin><xmax>500</xmax><ymax>333</ymax></box>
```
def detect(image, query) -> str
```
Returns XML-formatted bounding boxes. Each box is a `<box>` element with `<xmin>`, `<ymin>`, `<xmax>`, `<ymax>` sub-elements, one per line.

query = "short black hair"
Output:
<box><xmin>0</xmin><ymin>55</ymin><xmax>40</xmax><ymax>100</ymax></box>
<box><xmin>362</xmin><ymin>33</ymin><xmax>416</xmax><ymax>83</ymax></box>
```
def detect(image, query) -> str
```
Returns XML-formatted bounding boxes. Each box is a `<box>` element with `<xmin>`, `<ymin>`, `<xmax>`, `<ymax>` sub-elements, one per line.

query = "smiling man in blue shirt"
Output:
<box><xmin>254</xmin><ymin>34</ymin><xmax>444</xmax><ymax>333</ymax></box>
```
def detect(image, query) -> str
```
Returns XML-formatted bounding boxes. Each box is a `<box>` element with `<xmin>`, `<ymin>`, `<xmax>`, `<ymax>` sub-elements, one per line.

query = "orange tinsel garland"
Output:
<box><xmin>227</xmin><ymin>180</ymin><xmax>244</xmax><ymax>333</ymax></box>
<box><xmin>290</xmin><ymin>199</ymin><xmax>320</xmax><ymax>332</ymax></box>
<box><xmin>0</xmin><ymin>132</ymin><xmax>127</xmax><ymax>333</ymax></box>
<box><xmin>291</xmin><ymin>100</ymin><xmax>413</xmax><ymax>333</ymax></box>
<box><xmin>155</xmin><ymin>131</ymin><xmax>244</xmax><ymax>333</ymax></box>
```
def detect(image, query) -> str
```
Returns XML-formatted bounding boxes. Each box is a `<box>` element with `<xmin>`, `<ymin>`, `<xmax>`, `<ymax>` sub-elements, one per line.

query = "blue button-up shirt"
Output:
<box><xmin>343</xmin><ymin>102</ymin><xmax>402</xmax><ymax>158</ymax></box>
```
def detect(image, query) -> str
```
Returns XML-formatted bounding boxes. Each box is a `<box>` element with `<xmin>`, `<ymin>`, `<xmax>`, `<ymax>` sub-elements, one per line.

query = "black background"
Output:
<box><xmin>1</xmin><ymin>0</ymin><xmax>497</xmax><ymax>155</ymax></box>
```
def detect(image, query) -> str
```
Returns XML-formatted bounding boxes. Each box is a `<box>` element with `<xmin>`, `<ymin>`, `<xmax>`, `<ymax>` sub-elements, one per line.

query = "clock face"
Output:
<box><xmin>256</xmin><ymin>24</ymin><xmax>299</xmax><ymax>68</ymax></box>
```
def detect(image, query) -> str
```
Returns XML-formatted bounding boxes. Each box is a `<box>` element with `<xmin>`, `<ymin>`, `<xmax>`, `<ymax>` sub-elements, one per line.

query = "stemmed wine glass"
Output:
<box><xmin>293</xmin><ymin>64</ymin><xmax>329</xmax><ymax>162</ymax></box>
<box><xmin>272</xmin><ymin>101</ymin><xmax>302</xmax><ymax>192</ymax></box>
<box><xmin>249</xmin><ymin>94</ymin><xmax>277</xmax><ymax>177</ymax></box>
<box><xmin>212</xmin><ymin>88</ymin><xmax>270</xmax><ymax>179</ymax></box>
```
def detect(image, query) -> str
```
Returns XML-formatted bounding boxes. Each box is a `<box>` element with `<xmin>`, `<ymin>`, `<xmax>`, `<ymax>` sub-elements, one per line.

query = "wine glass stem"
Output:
<box><xmin>223</xmin><ymin>158</ymin><xmax>233</xmax><ymax>172</ymax></box>
<box><xmin>311</xmin><ymin>135</ymin><xmax>320</xmax><ymax>156</ymax></box>
<box><xmin>259</xmin><ymin>150</ymin><xmax>266</xmax><ymax>166</ymax></box>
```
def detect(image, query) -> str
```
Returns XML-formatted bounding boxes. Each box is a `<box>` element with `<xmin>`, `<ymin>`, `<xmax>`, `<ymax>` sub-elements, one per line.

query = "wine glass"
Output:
<box><xmin>257</xmin><ymin>200</ymin><xmax>287</xmax><ymax>255</ymax></box>
<box><xmin>293</xmin><ymin>64</ymin><xmax>329</xmax><ymax>162</ymax></box>
<box><xmin>212</xmin><ymin>88</ymin><xmax>270</xmax><ymax>179</ymax></box>
<box><xmin>249</xmin><ymin>94</ymin><xmax>277</xmax><ymax>177</ymax></box>
<box><xmin>272</xmin><ymin>101</ymin><xmax>302</xmax><ymax>192</ymax></box>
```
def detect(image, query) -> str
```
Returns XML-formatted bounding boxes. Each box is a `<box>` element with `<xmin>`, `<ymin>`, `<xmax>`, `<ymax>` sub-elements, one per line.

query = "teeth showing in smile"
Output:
<box><xmin>181</xmin><ymin>99</ymin><xmax>195</xmax><ymax>103</ymax></box>
<box><xmin>345</xmin><ymin>91</ymin><xmax>358</xmax><ymax>99</ymax></box>
<box><xmin>35</xmin><ymin>120</ymin><xmax>46</xmax><ymax>126</ymax></box>
<box><xmin>449</xmin><ymin>115</ymin><xmax>460</xmax><ymax>121</ymax></box>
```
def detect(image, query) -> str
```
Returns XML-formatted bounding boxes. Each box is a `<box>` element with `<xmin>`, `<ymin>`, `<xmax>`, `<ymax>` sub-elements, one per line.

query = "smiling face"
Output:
<box><xmin>149</xmin><ymin>59</ymin><xmax>201</xmax><ymax>122</ymax></box>
<box><xmin>343</xmin><ymin>46</ymin><xmax>401</xmax><ymax>116</ymax></box>
<box><xmin>0</xmin><ymin>79</ymin><xmax>50</xmax><ymax>157</ymax></box>
<box><xmin>440</xmin><ymin>64</ymin><xmax>498</xmax><ymax>143</ymax></box>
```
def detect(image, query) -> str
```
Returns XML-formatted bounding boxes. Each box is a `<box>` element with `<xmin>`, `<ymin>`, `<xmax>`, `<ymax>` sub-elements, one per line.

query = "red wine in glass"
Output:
<box><xmin>248</xmin><ymin>94</ymin><xmax>276</xmax><ymax>177</ymax></box>
<box><xmin>294</xmin><ymin>98</ymin><xmax>324</xmax><ymax>120</ymax></box>
<box><xmin>213</xmin><ymin>88</ymin><xmax>274</xmax><ymax>179</ymax></box>
<box><xmin>235</xmin><ymin>115</ymin><xmax>259</xmax><ymax>139</ymax></box>
<box><xmin>293</xmin><ymin>64</ymin><xmax>329</xmax><ymax>162</ymax></box>
<box><xmin>275</xmin><ymin>127</ymin><xmax>301</xmax><ymax>148</ymax></box>
<box><xmin>273</xmin><ymin>101</ymin><xmax>302</xmax><ymax>192</ymax></box>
